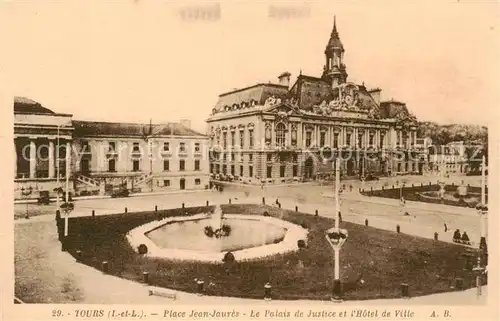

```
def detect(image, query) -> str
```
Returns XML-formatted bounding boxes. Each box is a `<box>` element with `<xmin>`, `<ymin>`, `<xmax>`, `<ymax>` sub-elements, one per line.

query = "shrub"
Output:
<box><xmin>263</xmin><ymin>211</ymin><xmax>270</xmax><ymax>217</ymax></box>
<box><xmin>223</xmin><ymin>251</ymin><xmax>235</xmax><ymax>263</ymax></box>
<box><xmin>300</xmin><ymin>222</ymin><xmax>308</xmax><ymax>229</ymax></box>
<box><xmin>138</xmin><ymin>244</ymin><xmax>148</xmax><ymax>254</ymax></box>
<box><xmin>297</xmin><ymin>239</ymin><xmax>306</xmax><ymax>249</ymax></box>
<box><xmin>222</xmin><ymin>224</ymin><xmax>231</xmax><ymax>235</ymax></box>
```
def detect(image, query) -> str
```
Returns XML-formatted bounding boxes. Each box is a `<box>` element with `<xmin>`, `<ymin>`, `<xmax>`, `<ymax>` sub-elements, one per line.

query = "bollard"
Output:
<box><xmin>467</xmin><ymin>184</ymin><xmax>470</xmax><ymax>188</ymax></box>
<box><xmin>206</xmin><ymin>200</ymin><xmax>209</xmax><ymax>207</ymax></box>
<box><xmin>332</xmin><ymin>279</ymin><xmax>342</xmax><ymax>301</ymax></box>
<box><xmin>295</xmin><ymin>206</ymin><xmax>298</xmax><ymax>212</ymax></box>
<box><xmin>25</xmin><ymin>212</ymin><xmax>29</xmax><ymax>219</ymax></box>
<box><xmin>91</xmin><ymin>210</ymin><xmax>95</xmax><ymax>217</ymax></box>
<box><xmin>143</xmin><ymin>271</ymin><xmax>149</xmax><ymax>284</ymax></box>
<box><xmin>125</xmin><ymin>207</ymin><xmax>128</xmax><ymax>214</ymax></box>
<box><xmin>412</xmin><ymin>183</ymin><xmax>414</xmax><ymax>188</ymax></box>
<box><xmin>434</xmin><ymin>232</ymin><xmax>438</xmax><ymax>241</ymax></box>
<box><xmin>102</xmin><ymin>261</ymin><xmax>109</xmax><ymax>274</ymax></box>
<box><xmin>182</xmin><ymin>203</ymin><xmax>185</xmax><ymax>209</ymax></box>
<box><xmin>455</xmin><ymin>278</ymin><xmax>464</xmax><ymax>290</ymax></box>
<box><xmin>396</xmin><ymin>225</ymin><xmax>400</xmax><ymax>233</ymax></box>
<box><xmin>370</xmin><ymin>186</ymin><xmax>373</xmax><ymax>192</ymax></box>
<box><xmin>365</xmin><ymin>219</ymin><xmax>368</xmax><ymax>226</ymax></box>
<box><xmin>76</xmin><ymin>250</ymin><xmax>82</xmax><ymax>262</ymax></box>
<box><xmin>359</xmin><ymin>188</ymin><xmax>361</xmax><ymax>193</ymax></box>
<box><xmin>264</xmin><ymin>282</ymin><xmax>272</xmax><ymax>301</ymax></box>
<box><xmin>382</xmin><ymin>186</ymin><xmax>385</xmax><ymax>190</ymax></box>
<box><xmin>262</xmin><ymin>197</ymin><xmax>265</xmax><ymax>205</ymax></box>
<box><xmin>197</xmin><ymin>279</ymin><xmax>204</xmax><ymax>296</ymax></box>
<box><xmin>315</xmin><ymin>209</ymin><xmax>318</xmax><ymax>216</ymax></box>
<box><xmin>229</xmin><ymin>198</ymin><xmax>231</xmax><ymax>204</ymax></box>
<box><xmin>392</xmin><ymin>185</ymin><xmax>394</xmax><ymax>189</ymax></box>
<box><xmin>429</xmin><ymin>182</ymin><xmax>431</xmax><ymax>186</ymax></box>
<box><xmin>155</xmin><ymin>205</ymin><xmax>158</xmax><ymax>212</ymax></box>
<box><xmin>421</xmin><ymin>182</ymin><xmax>423</xmax><ymax>187</ymax></box>
<box><xmin>401</xmin><ymin>283</ymin><xmax>409</xmax><ymax>298</ymax></box>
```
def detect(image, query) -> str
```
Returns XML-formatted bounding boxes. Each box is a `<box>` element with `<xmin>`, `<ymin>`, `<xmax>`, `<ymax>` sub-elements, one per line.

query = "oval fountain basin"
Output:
<box><xmin>145</xmin><ymin>218</ymin><xmax>286</xmax><ymax>252</ymax></box>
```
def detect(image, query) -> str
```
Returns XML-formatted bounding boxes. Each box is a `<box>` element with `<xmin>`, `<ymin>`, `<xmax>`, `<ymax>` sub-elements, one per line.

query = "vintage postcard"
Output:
<box><xmin>1</xmin><ymin>1</ymin><xmax>498</xmax><ymax>320</ymax></box>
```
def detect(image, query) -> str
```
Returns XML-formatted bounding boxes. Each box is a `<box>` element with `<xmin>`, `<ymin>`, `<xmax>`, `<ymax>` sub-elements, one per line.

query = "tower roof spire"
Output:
<box><xmin>326</xmin><ymin>15</ymin><xmax>344</xmax><ymax>51</ymax></box>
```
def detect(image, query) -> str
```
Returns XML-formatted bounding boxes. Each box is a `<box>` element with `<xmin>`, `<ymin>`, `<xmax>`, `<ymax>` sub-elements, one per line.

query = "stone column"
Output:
<box><xmin>14</xmin><ymin>139</ymin><xmax>17</xmax><ymax>178</ymax></box>
<box><xmin>66</xmin><ymin>141</ymin><xmax>71</xmax><ymax>178</ymax></box>
<box><xmin>49</xmin><ymin>140</ymin><xmax>55</xmax><ymax>178</ymax></box>
<box><xmin>29</xmin><ymin>139</ymin><xmax>36</xmax><ymax>178</ymax></box>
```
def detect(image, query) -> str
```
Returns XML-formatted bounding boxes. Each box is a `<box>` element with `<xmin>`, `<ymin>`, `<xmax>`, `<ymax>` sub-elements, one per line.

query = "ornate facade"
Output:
<box><xmin>14</xmin><ymin>97</ymin><xmax>209</xmax><ymax>200</ymax></box>
<box><xmin>206</xmin><ymin>19</ymin><xmax>420</xmax><ymax>184</ymax></box>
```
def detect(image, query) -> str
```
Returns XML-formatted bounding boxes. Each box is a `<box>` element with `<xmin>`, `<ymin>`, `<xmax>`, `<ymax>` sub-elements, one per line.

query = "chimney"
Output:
<box><xmin>368</xmin><ymin>88</ymin><xmax>381</xmax><ymax>105</ymax></box>
<box><xmin>180</xmin><ymin>119</ymin><xmax>191</xmax><ymax>129</ymax></box>
<box><xmin>278</xmin><ymin>72</ymin><xmax>291</xmax><ymax>88</ymax></box>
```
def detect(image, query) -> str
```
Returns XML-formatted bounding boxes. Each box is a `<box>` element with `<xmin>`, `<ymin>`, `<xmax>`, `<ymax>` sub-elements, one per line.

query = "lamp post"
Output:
<box><xmin>477</xmin><ymin>155</ymin><xmax>487</xmax><ymax>255</ymax></box>
<box><xmin>325</xmin><ymin>157</ymin><xmax>348</xmax><ymax>301</ymax></box>
<box><xmin>20</xmin><ymin>186</ymin><xmax>33</xmax><ymax>219</ymax></box>
<box><xmin>472</xmin><ymin>257</ymin><xmax>486</xmax><ymax>298</ymax></box>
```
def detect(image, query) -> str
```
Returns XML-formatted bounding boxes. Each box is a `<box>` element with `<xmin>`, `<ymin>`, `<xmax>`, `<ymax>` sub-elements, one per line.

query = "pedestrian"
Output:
<box><xmin>461</xmin><ymin>231</ymin><xmax>470</xmax><ymax>245</ymax></box>
<box><xmin>349</xmin><ymin>184</ymin><xmax>353</xmax><ymax>192</ymax></box>
<box><xmin>444</xmin><ymin>223</ymin><xmax>448</xmax><ymax>232</ymax></box>
<box><xmin>453</xmin><ymin>229</ymin><xmax>461</xmax><ymax>243</ymax></box>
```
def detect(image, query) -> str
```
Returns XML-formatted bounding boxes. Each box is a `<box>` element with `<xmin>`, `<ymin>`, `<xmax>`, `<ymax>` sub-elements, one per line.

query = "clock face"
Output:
<box><xmin>344</xmin><ymin>95</ymin><xmax>353</xmax><ymax>105</ymax></box>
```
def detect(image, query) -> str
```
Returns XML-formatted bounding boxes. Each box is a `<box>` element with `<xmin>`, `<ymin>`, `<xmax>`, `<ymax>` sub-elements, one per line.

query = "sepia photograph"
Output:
<box><xmin>2</xmin><ymin>1</ymin><xmax>498</xmax><ymax>320</ymax></box>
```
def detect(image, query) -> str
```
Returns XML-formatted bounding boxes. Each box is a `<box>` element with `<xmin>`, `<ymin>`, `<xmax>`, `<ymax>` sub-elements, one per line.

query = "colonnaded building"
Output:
<box><xmin>13</xmin><ymin>97</ymin><xmax>209</xmax><ymax>200</ymax></box>
<box><xmin>206</xmin><ymin>19</ymin><xmax>422</xmax><ymax>184</ymax></box>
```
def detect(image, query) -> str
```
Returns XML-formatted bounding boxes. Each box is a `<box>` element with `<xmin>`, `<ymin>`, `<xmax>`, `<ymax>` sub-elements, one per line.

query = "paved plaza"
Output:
<box><xmin>14</xmin><ymin>174</ymin><xmax>487</xmax><ymax>304</ymax></box>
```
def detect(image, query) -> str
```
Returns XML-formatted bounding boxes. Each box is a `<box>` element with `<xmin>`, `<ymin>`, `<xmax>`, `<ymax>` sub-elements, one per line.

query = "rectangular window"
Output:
<box><xmin>222</xmin><ymin>164</ymin><xmax>227</xmax><ymax>174</ymax></box>
<box><xmin>240</xmin><ymin>165</ymin><xmax>243</xmax><ymax>176</ymax></box>
<box><xmin>179</xmin><ymin>142</ymin><xmax>186</xmax><ymax>152</ymax></box>
<box><xmin>179</xmin><ymin>160</ymin><xmax>185</xmax><ymax>171</ymax></box>
<box><xmin>346</xmin><ymin>133</ymin><xmax>351</xmax><ymax>146</ymax></box>
<box><xmin>163</xmin><ymin>180</ymin><xmax>170</xmax><ymax>187</ymax></box>
<box><xmin>223</xmin><ymin>153</ymin><xmax>227</xmax><ymax>161</ymax></box>
<box><xmin>108</xmin><ymin>159</ymin><xmax>116</xmax><ymax>172</ymax></box>
<box><xmin>133</xmin><ymin>160</ymin><xmax>140</xmax><ymax>171</ymax></box>
<box><xmin>333</xmin><ymin>133</ymin><xmax>339</xmax><ymax>149</ymax></box>
<box><xmin>267</xmin><ymin>154</ymin><xmax>272</xmax><ymax>162</ymax></box>
<box><xmin>231</xmin><ymin>132</ymin><xmax>235</xmax><ymax>147</ymax></box>
<box><xmin>133</xmin><ymin>142</ymin><xmax>140</xmax><ymax>152</ymax></box>
<box><xmin>240</xmin><ymin>131</ymin><xmax>244</xmax><ymax>148</ymax></box>
<box><xmin>231</xmin><ymin>165</ymin><xmax>235</xmax><ymax>175</ymax></box>
<box><xmin>164</xmin><ymin>160</ymin><xmax>170</xmax><ymax>171</ymax></box>
<box><xmin>267</xmin><ymin>166</ymin><xmax>272</xmax><ymax>178</ymax></box>
<box><xmin>195</xmin><ymin>178</ymin><xmax>201</xmax><ymax>185</ymax></box>
<box><xmin>379</xmin><ymin>135</ymin><xmax>384</xmax><ymax>150</ymax></box>
<box><xmin>231</xmin><ymin>152</ymin><xmax>235</xmax><ymax>161</ymax></box>
<box><xmin>280</xmin><ymin>165</ymin><xmax>285</xmax><ymax>177</ymax></box>
<box><xmin>320</xmin><ymin>132</ymin><xmax>326</xmax><ymax>147</ymax></box>
<box><xmin>369</xmin><ymin>135</ymin><xmax>374</xmax><ymax>146</ymax></box>
<box><xmin>358</xmin><ymin>134</ymin><xmax>363</xmax><ymax>148</ymax></box>
<box><xmin>249</xmin><ymin>154</ymin><xmax>253</xmax><ymax>162</ymax></box>
<box><xmin>249</xmin><ymin>130</ymin><xmax>254</xmax><ymax>148</ymax></box>
<box><xmin>223</xmin><ymin>132</ymin><xmax>227</xmax><ymax>149</ymax></box>
<box><xmin>279</xmin><ymin>153</ymin><xmax>286</xmax><ymax>162</ymax></box>
<box><xmin>293</xmin><ymin>165</ymin><xmax>298</xmax><ymax>177</ymax></box>
<box><xmin>163</xmin><ymin>142</ymin><xmax>170</xmax><ymax>151</ymax></box>
<box><xmin>81</xmin><ymin>141</ymin><xmax>90</xmax><ymax>153</ymax></box>
<box><xmin>194</xmin><ymin>160</ymin><xmax>200</xmax><ymax>171</ymax></box>
<box><xmin>306</xmin><ymin>132</ymin><xmax>312</xmax><ymax>147</ymax></box>
<box><xmin>108</xmin><ymin>142</ymin><xmax>116</xmax><ymax>152</ymax></box>
<box><xmin>249</xmin><ymin>165</ymin><xmax>253</xmax><ymax>177</ymax></box>
<box><xmin>195</xmin><ymin>143</ymin><xmax>200</xmax><ymax>152</ymax></box>
<box><xmin>293</xmin><ymin>154</ymin><xmax>298</xmax><ymax>162</ymax></box>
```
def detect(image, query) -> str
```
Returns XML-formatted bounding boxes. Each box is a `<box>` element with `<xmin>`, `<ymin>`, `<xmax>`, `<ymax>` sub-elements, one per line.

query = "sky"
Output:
<box><xmin>1</xmin><ymin>0</ymin><xmax>499</xmax><ymax>133</ymax></box>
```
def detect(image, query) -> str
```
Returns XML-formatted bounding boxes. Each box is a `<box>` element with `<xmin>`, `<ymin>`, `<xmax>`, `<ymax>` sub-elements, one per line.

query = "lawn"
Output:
<box><xmin>361</xmin><ymin>184</ymin><xmax>487</xmax><ymax>208</ymax></box>
<box><xmin>59</xmin><ymin>204</ymin><xmax>481</xmax><ymax>301</ymax></box>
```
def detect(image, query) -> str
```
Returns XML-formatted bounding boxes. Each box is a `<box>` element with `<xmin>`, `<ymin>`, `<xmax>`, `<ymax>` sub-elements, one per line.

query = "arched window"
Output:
<box><xmin>276</xmin><ymin>123</ymin><xmax>286</xmax><ymax>147</ymax></box>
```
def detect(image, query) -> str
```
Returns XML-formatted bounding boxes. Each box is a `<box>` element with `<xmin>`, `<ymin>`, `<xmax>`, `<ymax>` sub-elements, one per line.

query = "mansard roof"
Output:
<box><xmin>73</xmin><ymin>120</ymin><xmax>205</xmax><ymax>138</ymax></box>
<box><xmin>213</xmin><ymin>83</ymin><xmax>289</xmax><ymax>113</ymax></box>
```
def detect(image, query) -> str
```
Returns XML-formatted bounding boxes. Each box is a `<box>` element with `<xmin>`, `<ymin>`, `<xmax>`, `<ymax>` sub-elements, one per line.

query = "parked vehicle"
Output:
<box><xmin>111</xmin><ymin>188</ymin><xmax>130</xmax><ymax>198</ymax></box>
<box><xmin>37</xmin><ymin>191</ymin><xmax>51</xmax><ymax>205</ymax></box>
<box><xmin>364</xmin><ymin>174</ymin><xmax>380</xmax><ymax>181</ymax></box>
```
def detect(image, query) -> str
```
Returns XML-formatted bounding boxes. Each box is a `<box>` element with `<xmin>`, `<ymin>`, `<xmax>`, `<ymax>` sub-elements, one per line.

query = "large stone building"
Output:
<box><xmin>14</xmin><ymin>97</ymin><xmax>209</xmax><ymax>200</ymax></box>
<box><xmin>206</xmin><ymin>19</ymin><xmax>420</xmax><ymax>184</ymax></box>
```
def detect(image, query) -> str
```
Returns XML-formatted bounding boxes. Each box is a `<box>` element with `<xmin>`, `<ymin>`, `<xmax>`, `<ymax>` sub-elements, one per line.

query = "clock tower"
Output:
<box><xmin>322</xmin><ymin>16</ymin><xmax>348</xmax><ymax>88</ymax></box>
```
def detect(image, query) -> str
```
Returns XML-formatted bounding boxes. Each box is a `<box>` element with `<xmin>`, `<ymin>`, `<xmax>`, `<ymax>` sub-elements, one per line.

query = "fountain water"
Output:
<box><xmin>211</xmin><ymin>205</ymin><xmax>223</xmax><ymax>231</ymax></box>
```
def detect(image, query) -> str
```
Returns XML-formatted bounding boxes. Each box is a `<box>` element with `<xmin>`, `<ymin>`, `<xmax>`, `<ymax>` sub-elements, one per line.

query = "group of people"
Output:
<box><xmin>452</xmin><ymin>229</ymin><xmax>471</xmax><ymax>245</ymax></box>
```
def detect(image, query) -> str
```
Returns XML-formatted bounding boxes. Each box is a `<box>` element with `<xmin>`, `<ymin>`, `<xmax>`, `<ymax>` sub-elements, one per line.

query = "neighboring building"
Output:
<box><xmin>414</xmin><ymin>137</ymin><xmax>433</xmax><ymax>172</ymax></box>
<box><xmin>14</xmin><ymin>97</ymin><xmax>209</xmax><ymax>200</ymax></box>
<box><xmin>428</xmin><ymin>141</ymin><xmax>467</xmax><ymax>174</ymax></box>
<box><xmin>206</xmin><ymin>18</ymin><xmax>420</xmax><ymax>184</ymax></box>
